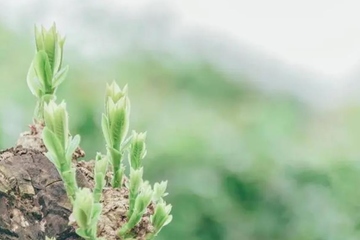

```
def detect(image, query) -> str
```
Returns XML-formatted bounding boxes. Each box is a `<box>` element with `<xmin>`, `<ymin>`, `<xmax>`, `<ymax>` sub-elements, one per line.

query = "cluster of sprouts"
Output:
<box><xmin>27</xmin><ymin>24</ymin><xmax>172</xmax><ymax>240</ymax></box>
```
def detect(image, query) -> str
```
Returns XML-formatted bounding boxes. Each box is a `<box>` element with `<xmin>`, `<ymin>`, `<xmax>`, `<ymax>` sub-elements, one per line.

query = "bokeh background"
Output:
<box><xmin>2</xmin><ymin>1</ymin><xmax>360</xmax><ymax>239</ymax></box>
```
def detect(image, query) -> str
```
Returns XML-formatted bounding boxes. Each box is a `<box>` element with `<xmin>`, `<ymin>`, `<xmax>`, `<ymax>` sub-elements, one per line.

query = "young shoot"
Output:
<box><xmin>129</xmin><ymin>131</ymin><xmax>147</xmax><ymax>170</ymax></box>
<box><xmin>42</xmin><ymin>100</ymin><xmax>79</xmax><ymax>203</ymax></box>
<box><xmin>27</xmin><ymin>23</ymin><xmax>69</xmax><ymax>120</ymax></box>
<box><xmin>102</xmin><ymin>82</ymin><xmax>130</xmax><ymax>188</ymax></box>
<box><xmin>93</xmin><ymin>153</ymin><xmax>108</xmax><ymax>203</ymax></box>
<box><xmin>25</xmin><ymin>24</ymin><xmax>172</xmax><ymax>239</ymax></box>
<box><xmin>118</xmin><ymin>182</ymin><xmax>153</xmax><ymax>238</ymax></box>
<box><xmin>73</xmin><ymin>188</ymin><xmax>102</xmax><ymax>240</ymax></box>
<box><xmin>128</xmin><ymin>168</ymin><xmax>144</xmax><ymax>218</ymax></box>
<box><xmin>147</xmin><ymin>201</ymin><xmax>172</xmax><ymax>239</ymax></box>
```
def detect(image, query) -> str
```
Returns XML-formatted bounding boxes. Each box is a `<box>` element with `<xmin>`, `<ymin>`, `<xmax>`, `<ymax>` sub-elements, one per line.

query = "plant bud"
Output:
<box><xmin>151</xmin><ymin>201</ymin><xmax>173</xmax><ymax>234</ymax></box>
<box><xmin>73</xmin><ymin>188</ymin><xmax>94</xmax><ymax>229</ymax></box>
<box><xmin>129</xmin><ymin>131</ymin><xmax>147</xmax><ymax>169</ymax></box>
<box><xmin>35</xmin><ymin>23</ymin><xmax>65</xmax><ymax>73</ymax></box>
<box><xmin>153</xmin><ymin>181</ymin><xmax>168</xmax><ymax>202</ymax></box>
<box><xmin>44</xmin><ymin>100</ymin><xmax>69</xmax><ymax>149</ymax></box>
<box><xmin>129</xmin><ymin>168</ymin><xmax>143</xmax><ymax>194</ymax></box>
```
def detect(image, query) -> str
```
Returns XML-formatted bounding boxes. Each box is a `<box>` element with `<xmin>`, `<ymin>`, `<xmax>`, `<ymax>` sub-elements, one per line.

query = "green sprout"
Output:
<box><xmin>27</xmin><ymin>23</ymin><xmax>68</xmax><ymax>119</ymax></box>
<box><xmin>118</xmin><ymin>182</ymin><xmax>154</xmax><ymax>238</ymax></box>
<box><xmin>129</xmin><ymin>131</ymin><xmax>147</xmax><ymax>170</ymax></box>
<box><xmin>73</xmin><ymin>188</ymin><xmax>102</xmax><ymax>240</ymax></box>
<box><xmin>26</xmin><ymin>24</ymin><xmax>172</xmax><ymax>239</ymax></box>
<box><xmin>102</xmin><ymin>82</ymin><xmax>130</xmax><ymax>188</ymax></box>
<box><xmin>147</xmin><ymin>200</ymin><xmax>173</xmax><ymax>239</ymax></box>
<box><xmin>93</xmin><ymin>153</ymin><xmax>108</xmax><ymax>203</ymax></box>
<box><xmin>152</xmin><ymin>181</ymin><xmax>169</xmax><ymax>202</ymax></box>
<box><xmin>146</xmin><ymin>182</ymin><xmax>172</xmax><ymax>239</ymax></box>
<box><xmin>42</xmin><ymin>100</ymin><xmax>79</xmax><ymax>203</ymax></box>
<box><xmin>128</xmin><ymin>168</ymin><xmax>144</xmax><ymax>218</ymax></box>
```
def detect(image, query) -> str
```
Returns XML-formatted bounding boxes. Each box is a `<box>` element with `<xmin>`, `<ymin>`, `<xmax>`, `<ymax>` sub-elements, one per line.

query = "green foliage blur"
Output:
<box><xmin>1</xmin><ymin>21</ymin><xmax>360</xmax><ymax>240</ymax></box>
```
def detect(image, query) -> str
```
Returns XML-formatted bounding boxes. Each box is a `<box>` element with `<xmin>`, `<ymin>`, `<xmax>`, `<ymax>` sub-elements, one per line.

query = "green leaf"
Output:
<box><xmin>93</xmin><ymin>173</ymin><xmax>106</xmax><ymax>202</ymax></box>
<box><xmin>95</xmin><ymin>155</ymin><xmax>108</xmax><ymax>176</ymax></box>
<box><xmin>53</xmin><ymin>102</ymin><xmax>68</xmax><ymax>149</ymax></box>
<box><xmin>33</xmin><ymin>51</ymin><xmax>53</xmax><ymax>93</ymax></box>
<box><xmin>53</xmin><ymin>42</ymin><xmax>63</xmax><ymax>73</ymax></box>
<box><xmin>135</xmin><ymin>183</ymin><xmax>153</xmax><ymax>213</ymax></box>
<box><xmin>33</xmin><ymin>51</ymin><xmax>46</xmax><ymax>89</ymax></box>
<box><xmin>110</xmin><ymin>107</ymin><xmax>126</xmax><ymax>148</ymax></box>
<box><xmin>93</xmin><ymin>155</ymin><xmax>108</xmax><ymax>200</ymax></box>
<box><xmin>129</xmin><ymin>168</ymin><xmax>143</xmax><ymax>194</ymax></box>
<box><xmin>43</xmin><ymin>25</ymin><xmax>56</xmax><ymax>71</ymax></box>
<box><xmin>42</xmin><ymin>127</ymin><xmax>65</xmax><ymax>162</ymax></box>
<box><xmin>128</xmin><ymin>168</ymin><xmax>143</xmax><ymax>217</ymax></box>
<box><xmin>34</xmin><ymin>25</ymin><xmax>44</xmax><ymax>51</ymax></box>
<box><xmin>62</xmin><ymin>169</ymin><xmax>78</xmax><ymax>201</ymax></box>
<box><xmin>129</xmin><ymin>131</ymin><xmax>147</xmax><ymax>169</ymax></box>
<box><xmin>101</xmin><ymin>114</ymin><xmax>111</xmax><ymax>146</ymax></box>
<box><xmin>73</xmin><ymin>188</ymin><xmax>94</xmax><ymax>227</ymax></box>
<box><xmin>121</xmin><ymin>135</ymin><xmax>133</xmax><ymax>151</ymax></box>
<box><xmin>66</xmin><ymin>135</ymin><xmax>80</xmax><ymax>160</ymax></box>
<box><xmin>43</xmin><ymin>55</ymin><xmax>53</xmax><ymax>94</ymax></box>
<box><xmin>26</xmin><ymin>61</ymin><xmax>43</xmax><ymax>98</ymax></box>
<box><xmin>106</xmin><ymin>82</ymin><xmax>128</xmax><ymax>102</ymax></box>
<box><xmin>107</xmin><ymin>146</ymin><xmax>122</xmax><ymax>167</ymax></box>
<box><xmin>90</xmin><ymin>203</ymin><xmax>102</xmax><ymax>226</ymax></box>
<box><xmin>112</xmin><ymin>167</ymin><xmax>125</xmax><ymax>188</ymax></box>
<box><xmin>75</xmin><ymin>228</ymin><xmax>89</xmax><ymax>239</ymax></box>
<box><xmin>52</xmin><ymin>65</ymin><xmax>68</xmax><ymax>88</ymax></box>
<box><xmin>44</xmin><ymin>102</ymin><xmax>55</xmax><ymax>132</ymax></box>
<box><xmin>151</xmin><ymin>202</ymin><xmax>172</xmax><ymax>232</ymax></box>
<box><xmin>153</xmin><ymin>181</ymin><xmax>168</xmax><ymax>202</ymax></box>
<box><xmin>106</xmin><ymin>96</ymin><xmax>130</xmax><ymax>149</ymax></box>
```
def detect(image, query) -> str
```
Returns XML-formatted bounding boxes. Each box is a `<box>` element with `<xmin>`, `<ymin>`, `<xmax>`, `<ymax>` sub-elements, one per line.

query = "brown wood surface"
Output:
<box><xmin>0</xmin><ymin>125</ymin><xmax>155</xmax><ymax>240</ymax></box>
<box><xmin>0</xmin><ymin>147</ymin><xmax>83</xmax><ymax>239</ymax></box>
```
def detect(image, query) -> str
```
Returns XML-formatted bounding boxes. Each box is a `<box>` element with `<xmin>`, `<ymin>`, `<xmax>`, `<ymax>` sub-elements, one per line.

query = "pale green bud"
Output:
<box><xmin>106</xmin><ymin>82</ymin><xmax>128</xmax><ymax>103</ymax></box>
<box><xmin>151</xmin><ymin>201</ymin><xmax>173</xmax><ymax>234</ymax></box>
<box><xmin>42</xmin><ymin>100</ymin><xmax>78</xmax><ymax>203</ymax></box>
<box><xmin>153</xmin><ymin>181</ymin><xmax>168</xmax><ymax>202</ymax></box>
<box><xmin>134</xmin><ymin>182</ymin><xmax>153</xmax><ymax>213</ymax></box>
<box><xmin>44</xmin><ymin>100</ymin><xmax>69</xmax><ymax>149</ymax></box>
<box><xmin>28</xmin><ymin>24</ymin><xmax>68</xmax><ymax>120</ymax></box>
<box><xmin>106</xmin><ymin>96</ymin><xmax>130</xmax><ymax>148</ymax></box>
<box><xmin>129</xmin><ymin>131</ymin><xmax>147</xmax><ymax>169</ymax></box>
<box><xmin>129</xmin><ymin>168</ymin><xmax>143</xmax><ymax>194</ymax></box>
<box><xmin>104</xmin><ymin>82</ymin><xmax>130</xmax><ymax>148</ymax></box>
<box><xmin>120</xmin><ymin>182</ymin><xmax>153</xmax><ymax>236</ymax></box>
<box><xmin>35</xmin><ymin>23</ymin><xmax>65</xmax><ymax>73</ymax></box>
<box><xmin>93</xmin><ymin>153</ymin><xmax>109</xmax><ymax>202</ymax></box>
<box><xmin>95</xmin><ymin>153</ymin><xmax>108</xmax><ymax>176</ymax></box>
<box><xmin>73</xmin><ymin>188</ymin><xmax>94</xmax><ymax>229</ymax></box>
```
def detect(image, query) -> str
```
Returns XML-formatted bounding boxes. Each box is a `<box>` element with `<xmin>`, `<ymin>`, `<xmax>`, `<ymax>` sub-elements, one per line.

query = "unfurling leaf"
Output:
<box><xmin>66</xmin><ymin>135</ymin><xmax>80</xmax><ymax>160</ymax></box>
<box><xmin>129</xmin><ymin>131</ymin><xmax>147</xmax><ymax>169</ymax></box>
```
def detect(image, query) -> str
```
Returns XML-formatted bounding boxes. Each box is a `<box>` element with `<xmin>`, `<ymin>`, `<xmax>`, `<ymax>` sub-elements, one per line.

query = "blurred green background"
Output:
<box><xmin>2</xmin><ymin>2</ymin><xmax>360</xmax><ymax>240</ymax></box>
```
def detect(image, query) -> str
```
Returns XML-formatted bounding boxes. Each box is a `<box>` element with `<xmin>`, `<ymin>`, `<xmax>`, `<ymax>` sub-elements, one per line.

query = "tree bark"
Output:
<box><xmin>0</xmin><ymin>146</ymin><xmax>84</xmax><ymax>239</ymax></box>
<box><xmin>0</xmin><ymin>124</ymin><xmax>154</xmax><ymax>240</ymax></box>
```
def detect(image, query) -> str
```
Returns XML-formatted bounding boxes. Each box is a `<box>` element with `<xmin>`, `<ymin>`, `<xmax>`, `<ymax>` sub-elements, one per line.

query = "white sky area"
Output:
<box><xmin>111</xmin><ymin>0</ymin><xmax>360</xmax><ymax>78</ymax></box>
<box><xmin>1</xmin><ymin>0</ymin><xmax>359</xmax><ymax>139</ymax></box>
<box><xmin>2</xmin><ymin>0</ymin><xmax>360</xmax><ymax>78</ymax></box>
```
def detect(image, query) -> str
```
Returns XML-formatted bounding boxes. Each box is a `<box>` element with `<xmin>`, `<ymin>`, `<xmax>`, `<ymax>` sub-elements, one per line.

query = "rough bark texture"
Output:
<box><xmin>0</xmin><ymin>146</ymin><xmax>85</xmax><ymax>240</ymax></box>
<box><xmin>0</xmin><ymin>124</ymin><xmax>155</xmax><ymax>239</ymax></box>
